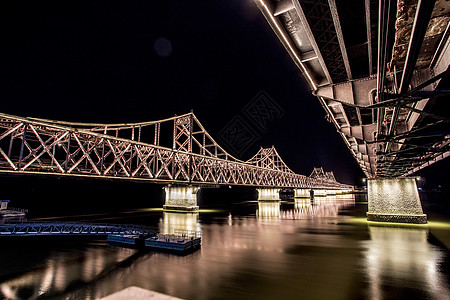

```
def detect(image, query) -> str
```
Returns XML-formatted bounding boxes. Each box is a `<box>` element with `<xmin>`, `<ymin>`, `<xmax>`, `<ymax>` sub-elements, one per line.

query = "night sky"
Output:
<box><xmin>2</xmin><ymin>1</ymin><xmax>376</xmax><ymax>186</ymax></box>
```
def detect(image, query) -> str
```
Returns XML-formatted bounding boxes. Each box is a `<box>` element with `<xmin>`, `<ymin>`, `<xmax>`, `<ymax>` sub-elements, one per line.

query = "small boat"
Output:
<box><xmin>0</xmin><ymin>200</ymin><xmax>27</xmax><ymax>220</ymax></box>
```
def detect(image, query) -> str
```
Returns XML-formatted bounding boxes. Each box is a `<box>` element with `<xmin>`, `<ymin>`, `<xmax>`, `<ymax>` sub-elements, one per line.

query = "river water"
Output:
<box><xmin>0</xmin><ymin>192</ymin><xmax>449</xmax><ymax>300</ymax></box>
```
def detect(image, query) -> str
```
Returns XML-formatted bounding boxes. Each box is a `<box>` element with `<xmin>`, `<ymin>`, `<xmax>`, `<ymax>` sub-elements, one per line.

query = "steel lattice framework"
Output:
<box><xmin>0</xmin><ymin>112</ymin><xmax>352</xmax><ymax>189</ymax></box>
<box><xmin>254</xmin><ymin>0</ymin><xmax>450</xmax><ymax>178</ymax></box>
<box><xmin>0</xmin><ymin>222</ymin><xmax>153</xmax><ymax>236</ymax></box>
<box><xmin>309</xmin><ymin>167</ymin><xmax>338</xmax><ymax>182</ymax></box>
<box><xmin>297</xmin><ymin>0</ymin><xmax>350</xmax><ymax>83</ymax></box>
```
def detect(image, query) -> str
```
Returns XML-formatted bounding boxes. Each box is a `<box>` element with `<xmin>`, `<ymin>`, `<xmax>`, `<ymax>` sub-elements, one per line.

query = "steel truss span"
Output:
<box><xmin>0</xmin><ymin>112</ymin><xmax>351</xmax><ymax>189</ymax></box>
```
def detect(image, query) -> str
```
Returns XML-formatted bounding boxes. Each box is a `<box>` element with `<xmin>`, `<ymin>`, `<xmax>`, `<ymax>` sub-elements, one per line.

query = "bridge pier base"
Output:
<box><xmin>163</xmin><ymin>186</ymin><xmax>199</xmax><ymax>212</ymax></box>
<box><xmin>257</xmin><ymin>188</ymin><xmax>280</xmax><ymax>201</ymax></box>
<box><xmin>367</xmin><ymin>178</ymin><xmax>427</xmax><ymax>224</ymax></box>
<box><xmin>312</xmin><ymin>189</ymin><xmax>327</xmax><ymax>197</ymax></box>
<box><xmin>294</xmin><ymin>188</ymin><xmax>310</xmax><ymax>198</ymax></box>
<box><xmin>326</xmin><ymin>189</ymin><xmax>341</xmax><ymax>196</ymax></box>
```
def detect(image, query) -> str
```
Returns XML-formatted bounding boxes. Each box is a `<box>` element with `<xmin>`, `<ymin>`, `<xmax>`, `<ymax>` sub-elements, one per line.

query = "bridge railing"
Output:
<box><xmin>0</xmin><ymin>112</ymin><xmax>352</xmax><ymax>189</ymax></box>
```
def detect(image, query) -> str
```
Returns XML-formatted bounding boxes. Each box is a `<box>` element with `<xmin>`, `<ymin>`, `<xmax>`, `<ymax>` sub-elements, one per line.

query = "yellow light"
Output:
<box><xmin>344</xmin><ymin>218</ymin><xmax>450</xmax><ymax>229</ymax></box>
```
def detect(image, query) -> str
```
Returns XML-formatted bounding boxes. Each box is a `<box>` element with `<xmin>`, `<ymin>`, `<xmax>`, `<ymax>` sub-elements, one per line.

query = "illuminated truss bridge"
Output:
<box><xmin>0</xmin><ymin>112</ymin><xmax>352</xmax><ymax>190</ymax></box>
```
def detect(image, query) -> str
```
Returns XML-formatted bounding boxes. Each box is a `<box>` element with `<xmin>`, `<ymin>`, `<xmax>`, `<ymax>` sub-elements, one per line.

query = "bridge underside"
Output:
<box><xmin>254</xmin><ymin>0</ymin><xmax>450</xmax><ymax>179</ymax></box>
<box><xmin>254</xmin><ymin>0</ymin><xmax>450</xmax><ymax>224</ymax></box>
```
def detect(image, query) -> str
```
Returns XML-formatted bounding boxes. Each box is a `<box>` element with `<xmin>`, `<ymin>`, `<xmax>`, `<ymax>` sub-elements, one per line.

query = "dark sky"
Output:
<box><xmin>0</xmin><ymin>1</ymin><xmax>367</xmax><ymax>185</ymax></box>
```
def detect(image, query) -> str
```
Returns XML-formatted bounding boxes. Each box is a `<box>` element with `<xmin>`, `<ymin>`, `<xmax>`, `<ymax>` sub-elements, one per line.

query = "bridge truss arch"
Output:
<box><xmin>0</xmin><ymin>112</ymin><xmax>352</xmax><ymax>190</ymax></box>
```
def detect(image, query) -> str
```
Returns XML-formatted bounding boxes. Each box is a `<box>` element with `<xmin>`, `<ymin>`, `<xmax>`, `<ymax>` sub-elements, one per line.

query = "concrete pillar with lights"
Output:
<box><xmin>257</xmin><ymin>188</ymin><xmax>280</xmax><ymax>201</ymax></box>
<box><xmin>366</xmin><ymin>178</ymin><xmax>427</xmax><ymax>224</ymax></box>
<box><xmin>294</xmin><ymin>188</ymin><xmax>310</xmax><ymax>198</ymax></box>
<box><xmin>325</xmin><ymin>189</ymin><xmax>337</xmax><ymax>196</ymax></box>
<box><xmin>312</xmin><ymin>189</ymin><xmax>327</xmax><ymax>197</ymax></box>
<box><xmin>163</xmin><ymin>186</ymin><xmax>199</xmax><ymax>212</ymax></box>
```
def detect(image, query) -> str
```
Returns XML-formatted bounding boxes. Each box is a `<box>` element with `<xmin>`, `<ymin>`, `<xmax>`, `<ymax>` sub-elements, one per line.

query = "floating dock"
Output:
<box><xmin>145</xmin><ymin>234</ymin><xmax>201</xmax><ymax>252</ymax></box>
<box><xmin>107</xmin><ymin>230</ymin><xmax>201</xmax><ymax>253</ymax></box>
<box><xmin>107</xmin><ymin>234</ymin><xmax>147</xmax><ymax>248</ymax></box>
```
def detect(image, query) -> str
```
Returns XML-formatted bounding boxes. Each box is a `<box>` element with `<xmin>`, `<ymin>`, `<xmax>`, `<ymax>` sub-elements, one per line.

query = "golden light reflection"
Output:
<box><xmin>282</xmin><ymin>195</ymin><xmax>355</xmax><ymax>220</ymax></box>
<box><xmin>363</xmin><ymin>225</ymin><xmax>448</xmax><ymax>300</ymax></box>
<box><xmin>3</xmin><ymin>192</ymin><xmax>447</xmax><ymax>299</ymax></box>
<box><xmin>160</xmin><ymin>212</ymin><xmax>200</xmax><ymax>235</ymax></box>
<box><xmin>346</xmin><ymin>218</ymin><xmax>450</xmax><ymax>229</ymax></box>
<box><xmin>0</xmin><ymin>247</ymin><xmax>136</xmax><ymax>299</ymax></box>
<box><xmin>257</xmin><ymin>201</ymin><xmax>280</xmax><ymax>221</ymax></box>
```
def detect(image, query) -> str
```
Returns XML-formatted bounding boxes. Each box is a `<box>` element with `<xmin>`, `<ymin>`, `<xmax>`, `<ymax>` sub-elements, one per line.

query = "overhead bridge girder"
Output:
<box><xmin>316</xmin><ymin>76</ymin><xmax>378</xmax><ymax>107</ymax></box>
<box><xmin>254</xmin><ymin>0</ymin><xmax>450</xmax><ymax>178</ymax></box>
<box><xmin>314</xmin><ymin>76</ymin><xmax>379</xmax><ymax>177</ymax></box>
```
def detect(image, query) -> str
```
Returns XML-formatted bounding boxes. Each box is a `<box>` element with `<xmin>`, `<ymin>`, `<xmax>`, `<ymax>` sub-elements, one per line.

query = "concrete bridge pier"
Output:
<box><xmin>367</xmin><ymin>178</ymin><xmax>427</xmax><ymax>224</ymax></box>
<box><xmin>163</xmin><ymin>186</ymin><xmax>199</xmax><ymax>212</ymax></box>
<box><xmin>257</xmin><ymin>188</ymin><xmax>280</xmax><ymax>201</ymax></box>
<box><xmin>312</xmin><ymin>189</ymin><xmax>327</xmax><ymax>197</ymax></box>
<box><xmin>327</xmin><ymin>189</ymin><xmax>342</xmax><ymax>196</ymax></box>
<box><xmin>294</xmin><ymin>188</ymin><xmax>310</xmax><ymax>198</ymax></box>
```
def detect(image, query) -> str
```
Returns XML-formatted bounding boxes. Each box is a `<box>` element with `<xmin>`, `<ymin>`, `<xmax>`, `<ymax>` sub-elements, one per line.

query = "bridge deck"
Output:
<box><xmin>254</xmin><ymin>0</ymin><xmax>450</xmax><ymax>178</ymax></box>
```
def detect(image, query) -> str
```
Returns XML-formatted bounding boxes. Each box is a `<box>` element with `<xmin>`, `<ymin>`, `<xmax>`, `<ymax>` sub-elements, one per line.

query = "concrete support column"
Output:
<box><xmin>367</xmin><ymin>178</ymin><xmax>427</xmax><ymax>224</ymax></box>
<box><xmin>257</xmin><ymin>188</ymin><xmax>280</xmax><ymax>201</ymax></box>
<box><xmin>313</xmin><ymin>189</ymin><xmax>327</xmax><ymax>197</ymax></box>
<box><xmin>326</xmin><ymin>189</ymin><xmax>337</xmax><ymax>196</ymax></box>
<box><xmin>163</xmin><ymin>186</ymin><xmax>199</xmax><ymax>212</ymax></box>
<box><xmin>294</xmin><ymin>188</ymin><xmax>310</xmax><ymax>198</ymax></box>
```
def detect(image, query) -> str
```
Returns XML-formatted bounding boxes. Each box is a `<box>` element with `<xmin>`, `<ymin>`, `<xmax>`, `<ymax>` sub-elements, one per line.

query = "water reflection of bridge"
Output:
<box><xmin>257</xmin><ymin>195</ymin><xmax>356</xmax><ymax>221</ymax></box>
<box><xmin>159</xmin><ymin>212</ymin><xmax>200</xmax><ymax>236</ymax></box>
<box><xmin>0</xmin><ymin>243</ymin><xmax>139</xmax><ymax>299</ymax></box>
<box><xmin>1</xmin><ymin>200</ymin><xmax>448</xmax><ymax>299</ymax></box>
<box><xmin>363</xmin><ymin>225</ymin><xmax>448</xmax><ymax>300</ymax></box>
